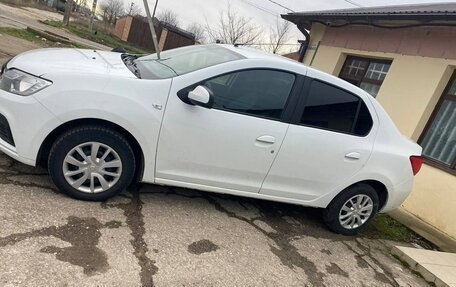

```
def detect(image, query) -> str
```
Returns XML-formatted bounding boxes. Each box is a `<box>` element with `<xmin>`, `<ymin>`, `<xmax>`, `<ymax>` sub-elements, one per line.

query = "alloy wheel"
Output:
<box><xmin>338</xmin><ymin>194</ymin><xmax>374</xmax><ymax>229</ymax></box>
<box><xmin>62</xmin><ymin>142</ymin><xmax>122</xmax><ymax>193</ymax></box>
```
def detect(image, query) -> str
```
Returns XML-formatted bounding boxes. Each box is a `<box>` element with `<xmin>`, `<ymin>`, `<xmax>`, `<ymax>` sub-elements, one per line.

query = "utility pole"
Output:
<box><xmin>152</xmin><ymin>0</ymin><xmax>158</xmax><ymax>18</ymax></box>
<box><xmin>142</xmin><ymin>0</ymin><xmax>160</xmax><ymax>58</ymax></box>
<box><xmin>88</xmin><ymin>0</ymin><xmax>98</xmax><ymax>32</ymax></box>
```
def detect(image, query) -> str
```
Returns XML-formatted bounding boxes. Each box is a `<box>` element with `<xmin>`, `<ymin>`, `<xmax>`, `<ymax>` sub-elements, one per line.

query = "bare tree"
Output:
<box><xmin>126</xmin><ymin>2</ymin><xmax>142</xmax><ymax>16</ymax></box>
<box><xmin>157</xmin><ymin>10</ymin><xmax>180</xmax><ymax>27</ymax></box>
<box><xmin>207</xmin><ymin>4</ymin><xmax>261</xmax><ymax>45</ymax></box>
<box><xmin>266</xmin><ymin>19</ymin><xmax>291</xmax><ymax>54</ymax></box>
<box><xmin>73</xmin><ymin>0</ymin><xmax>87</xmax><ymax>13</ymax></box>
<box><xmin>187</xmin><ymin>23</ymin><xmax>205</xmax><ymax>43</ymax></box>
<box><xmin>100</xmin><ymin>0</ymin><xmax>124</xmax><ymax>25</ymax></box>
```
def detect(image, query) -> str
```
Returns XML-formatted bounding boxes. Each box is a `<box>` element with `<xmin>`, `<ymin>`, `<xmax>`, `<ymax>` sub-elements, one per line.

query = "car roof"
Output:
<box><xmin>220</xmin><ymin>44</ymin><xmax>297</xmax><ymax>61</ymax></box>
<box><xmin>219</xmin><ymin>44</ymin><xmax>310</xmax><ymax>74</ymax></box>
<box><xmin>218</xmin><ymin>44</ymin><xmax>371</xmax><ymax>100</ymax></box>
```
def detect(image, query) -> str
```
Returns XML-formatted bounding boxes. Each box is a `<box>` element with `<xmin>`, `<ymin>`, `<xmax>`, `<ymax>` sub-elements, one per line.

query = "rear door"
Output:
<box><xmin>260</xmin><ymin>73</ymin><xmax>377</xmax><ymax>204</ymax></box>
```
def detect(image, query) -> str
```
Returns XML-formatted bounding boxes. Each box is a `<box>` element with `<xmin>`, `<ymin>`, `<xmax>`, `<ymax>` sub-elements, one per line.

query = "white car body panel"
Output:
<box><xmin>6</xmin><ymin>48</ymin><xmax>172</xmax><ymax>181</ymax></box>
<box><xmin>8</xmin><ymin>48</ymin><xmax>135</xmax><ymax>78</ymax></box>
<box><xmin>0</xmin><ymin>45</ymin><xmax>422</xmax><ymax>213</ymax></box>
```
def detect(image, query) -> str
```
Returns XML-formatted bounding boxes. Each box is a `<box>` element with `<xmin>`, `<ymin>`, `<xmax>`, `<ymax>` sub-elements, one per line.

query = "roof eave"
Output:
<box><xmin>281</xmin><ymin>13</ymin><xmax>456</xmax><ymax>29</ymax></box>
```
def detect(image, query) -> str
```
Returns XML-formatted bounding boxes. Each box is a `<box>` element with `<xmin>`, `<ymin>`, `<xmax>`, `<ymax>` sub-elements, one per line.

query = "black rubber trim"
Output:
<box><xmin>0</xmin><ymin>113</ymin><xmax>15</xmax><ymax>146</ymax></box>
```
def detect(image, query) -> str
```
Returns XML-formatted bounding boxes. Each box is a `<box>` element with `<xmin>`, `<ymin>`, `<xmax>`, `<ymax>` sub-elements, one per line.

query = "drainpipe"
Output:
<box><xmin>297</xmin><ymin>25</ymin><xmax>310</xmax><ymax>63</ymax></box>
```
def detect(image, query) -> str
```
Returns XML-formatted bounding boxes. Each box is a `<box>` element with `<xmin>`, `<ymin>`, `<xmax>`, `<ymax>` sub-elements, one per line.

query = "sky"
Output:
<box><xmin>119</xmin><ymin>0</ymin><xmax>454</xmax><ymax>52</ymax></box>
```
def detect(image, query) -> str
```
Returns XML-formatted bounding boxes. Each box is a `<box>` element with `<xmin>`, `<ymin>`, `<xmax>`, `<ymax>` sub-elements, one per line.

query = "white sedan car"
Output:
<box><xmin>0</xmin><ymin>44</ymin><xmax>422</xmax><ymax>234</ymax></box>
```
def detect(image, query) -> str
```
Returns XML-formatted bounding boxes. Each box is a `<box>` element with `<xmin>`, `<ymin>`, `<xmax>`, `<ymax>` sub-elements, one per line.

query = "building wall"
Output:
<box><xmin>113</xmin><ymin>16</ymin><xmax>196</xmax><ymax>53</ymax></box>
<box><xmin>306</xmin><ymin>26</ymin><xmax>456</xmax><ymax>239</ymax></box>
<box><xmin>162</xmin><ymin>29</ymin><xmax>195</xmax><ymax>51</ymax></box>
<box><xmin>303</xmin><ymin>23</ymin><xmax>327</xmax><ymax>65</ymax></box>
<box><xmin>126</xmin><ymin>17</ymin><xmax>162</xmax><ymax>52</ymax></box>
<box><xmin>322</xmin><ymin>26</ymin><xmax>456</xmax><ymax>60</ymax></box>
<box><xmin>113</xmin><ymin>16</ymin><xmax>132</xmax><ymax>41</ymax></box>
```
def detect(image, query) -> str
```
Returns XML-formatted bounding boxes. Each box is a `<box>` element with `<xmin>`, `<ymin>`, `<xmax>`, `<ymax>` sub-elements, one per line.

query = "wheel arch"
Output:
<box><xmin>339</xmin><ymin>179</ymin><xmax>389</xmax><ymax>211</ymax></box>
<box><xmin>37</xmin><ymin>118</ymin><xmax>145</xmax><ymax>181</ymax></box>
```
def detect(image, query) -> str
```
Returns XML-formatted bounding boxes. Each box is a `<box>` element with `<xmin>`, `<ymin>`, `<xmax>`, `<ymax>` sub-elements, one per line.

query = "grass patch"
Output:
<box><xmin>362</xmin><ymin>214</ymin><xmax>438</xmax><ymax>249</ymax></box>
<box><xmin>0</xmin><ymin>27</ymin><xmax>89</xmax><ymax>48</ymax></box>
<box><xmin>362</xmin><ymin>214</ymin><xmax>414</xmax><ymax>242</ymax></box>
<box><xmin>0</xmin><ymin>27</ymin><xmax>43</xmax><ymax>43</ymax></box>
<box><xmin>41</xmin><ymin>20</ymin><xmax>149</xmax><ymax>54</ymax></box>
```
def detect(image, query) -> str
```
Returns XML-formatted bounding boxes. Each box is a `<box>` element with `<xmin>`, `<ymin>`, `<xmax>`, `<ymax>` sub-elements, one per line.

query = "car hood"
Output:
<box><xmin>7</xmin><ymin>48</ymin><xmax>136</xmax><ymax>78</ymax></box>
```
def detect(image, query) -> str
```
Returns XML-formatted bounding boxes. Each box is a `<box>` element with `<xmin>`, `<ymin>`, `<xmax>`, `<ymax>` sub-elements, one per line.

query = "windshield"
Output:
<box><xmin>135</xmin><ymin>45</ymin><xmax>244</xmax><ymax>79</ymax></box>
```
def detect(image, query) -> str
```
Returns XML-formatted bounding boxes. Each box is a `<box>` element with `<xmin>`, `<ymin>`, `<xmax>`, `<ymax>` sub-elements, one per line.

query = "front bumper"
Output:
<box><xmin>0</xmin><ymin>89</ymin><xmax>61</xmax><ymax>166</ymax></box>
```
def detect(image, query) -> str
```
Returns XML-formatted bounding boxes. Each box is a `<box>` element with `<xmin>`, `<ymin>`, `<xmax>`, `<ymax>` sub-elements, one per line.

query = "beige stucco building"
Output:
<box><xmin>283</xmin><ymin>3</ymin><xmax>456</xmax><ymax>241</ymax></box>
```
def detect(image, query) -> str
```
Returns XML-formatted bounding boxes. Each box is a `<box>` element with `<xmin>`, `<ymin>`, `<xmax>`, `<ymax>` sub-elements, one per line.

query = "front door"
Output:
<box><xmin>155</xmin><ymin>69</ymin><xmax>296</xmax><ymax>193</ymax></box>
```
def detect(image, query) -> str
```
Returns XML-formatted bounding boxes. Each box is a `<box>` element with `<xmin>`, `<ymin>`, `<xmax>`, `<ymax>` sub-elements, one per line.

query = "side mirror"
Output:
<box><xmin>188</xmin><ymin>85</ymin><xmax>214</xmax><ymax>109</ymax></box>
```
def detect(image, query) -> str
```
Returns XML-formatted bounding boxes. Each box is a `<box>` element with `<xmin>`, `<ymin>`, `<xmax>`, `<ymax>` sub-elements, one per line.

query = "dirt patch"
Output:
<box><xmin>321</xmin><ymin>249</ymin><xmax>332</xmax><ymax>255</ymax></box>
<box><xmin>0</xmin><ymin>216</ymin><xmax>121</xmax><ymax>275</ymax></box>
<box><xmin>326</xmin><ymin>262</ymin><xmax>349</xmax><ymax>278</ymax></box>
<box><xmin>188</xmin><ymin>239</ymin><xmax>219</xmax><ymax>255</ymax></box>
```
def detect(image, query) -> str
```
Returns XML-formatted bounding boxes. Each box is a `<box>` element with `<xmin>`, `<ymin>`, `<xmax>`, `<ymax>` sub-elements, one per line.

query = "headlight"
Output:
<box><xmin>0</xmin><ymin>69</ymin><xmax>52</xmax><ymax>96</ymax></box>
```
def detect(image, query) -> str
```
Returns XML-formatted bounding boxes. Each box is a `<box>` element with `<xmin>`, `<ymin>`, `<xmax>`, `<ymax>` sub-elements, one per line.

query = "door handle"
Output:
<box><xmin>256</xmin><ymin>135</ymin><xmax>275</xmax><ymax>144</ymax></box>
<box><xmin>345</xmin><ymin>152</ymin><xmax>361</xmax><ymax>160</ymax></box>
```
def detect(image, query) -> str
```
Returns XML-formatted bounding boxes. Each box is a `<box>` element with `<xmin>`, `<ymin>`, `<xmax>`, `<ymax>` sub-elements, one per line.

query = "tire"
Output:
<box><xmin>48</xmin><ymin>125</ymin><xmax>136</xmax><ymax>201</ymax></box>
<box><xmin>323</xmin><ymin>183</ymin><xmax>379</xmax><ymax>236</ymax></box>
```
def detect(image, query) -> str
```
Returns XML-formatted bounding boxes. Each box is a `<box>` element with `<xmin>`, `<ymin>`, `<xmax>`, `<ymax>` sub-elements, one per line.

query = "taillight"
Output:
<box><xmin>410</xmin><ymin>156</ymin><xmax>423</xmax><ymax>175</ymax></box>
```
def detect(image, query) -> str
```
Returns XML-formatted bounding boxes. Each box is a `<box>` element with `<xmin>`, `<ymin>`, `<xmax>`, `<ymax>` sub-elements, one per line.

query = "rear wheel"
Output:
<box><xmin>48</xmin><ymin>126</ymin><xmax>135</xmax><ymax>201</ymax></box>
<box><xmin>323</xmin><ymin>183</ymin><xmax>379</xmax><ymax>235</ymax></box>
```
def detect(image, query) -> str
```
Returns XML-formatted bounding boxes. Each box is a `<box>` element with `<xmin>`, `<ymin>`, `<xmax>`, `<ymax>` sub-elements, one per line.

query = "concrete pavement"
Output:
<box><xmin>0</xmin><ymin>151</ymin><xmax>430</xmax><ymax>286</ymax></box>
<box><xmin>0</xmin><ymin>3</ymin><xmax>110</xmax><ymax>50</ymax></box>
<box><xmin>393</xmin><ymin>246</ymin><xmax>456</xmax><ymax>287</ymax></box>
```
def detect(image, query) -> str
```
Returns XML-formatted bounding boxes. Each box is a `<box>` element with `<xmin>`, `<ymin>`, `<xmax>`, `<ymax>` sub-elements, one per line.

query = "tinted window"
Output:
<box><xmin>354</xmin><ymin>101</ymin><xmax>374</xmax><ymax>136</ymax></box>
<box><xmin>204</xmin><ymin>70</ymin><xmax>295</xmax><ymax>120</ymax></box>
<box><xmin>300</xmin><ymin>80</ymin><xmax>372</xmax><ymax>136</ymax></box>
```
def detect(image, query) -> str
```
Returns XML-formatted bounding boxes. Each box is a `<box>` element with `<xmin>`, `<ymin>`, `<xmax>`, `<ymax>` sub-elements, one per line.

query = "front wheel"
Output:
<box><xmin>48</xmin><ymin>126</ymin><xmax>136</xmax><ymax>201</ymax></box>
<box><xmin>323</xmin><ymin>183</ymin><xmax>379</xmax><ymax>235</ymax></box>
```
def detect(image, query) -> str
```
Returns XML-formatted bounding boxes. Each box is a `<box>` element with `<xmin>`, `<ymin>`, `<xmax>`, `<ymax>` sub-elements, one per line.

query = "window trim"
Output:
<box><xmin>339</xmin><ymin>55</ymin><xmax>392</xmax><ymax>97</ymax></box>
<box><xmin>176</xmin><ymin>68</ymin><xmax>304</xmax><ymax>123</ymax></box>
<box><xmin>418</xmin><ymin>71</ymin><xmax>456</xmax><ymax>176</ymax></box>
<box><xmin>290</xmin><ymin>77</ymin><xmax>374</xmax><ymax>137</ymax></box>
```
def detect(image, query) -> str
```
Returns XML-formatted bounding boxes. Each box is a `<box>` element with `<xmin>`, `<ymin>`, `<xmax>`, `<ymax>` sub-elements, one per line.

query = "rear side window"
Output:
<box><xmin>300</xmin><ymin>80</ymin><xmax>373</xmax><ymax>136</ymax></box>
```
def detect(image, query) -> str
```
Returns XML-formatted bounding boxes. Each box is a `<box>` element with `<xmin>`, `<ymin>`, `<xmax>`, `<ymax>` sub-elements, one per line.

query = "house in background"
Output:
<box><xmin>113</xmin><ymin>15</ymin><xmax>196</xmax><ymax>52</ymax></box>
<box><xmin>283</xmin><ymin>3</ymin><xmax>456</xmax><ymax>244</ymax></box>
<box><xmin>46</xmin><ymin>0</ymin><xmax>66</xmax><ymax>12</ymax></box>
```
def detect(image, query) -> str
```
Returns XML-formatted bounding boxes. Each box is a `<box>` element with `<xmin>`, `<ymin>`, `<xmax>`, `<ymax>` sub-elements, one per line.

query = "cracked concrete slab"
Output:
<box><xmin>139</xmin><ymin>185</ymin><xmax>429</xmax><ymax>287</ymax></box>
<box><xmin>0</xmin><ymin>151</ymin><xmax>430</xmax><ymax>286</ymax></box>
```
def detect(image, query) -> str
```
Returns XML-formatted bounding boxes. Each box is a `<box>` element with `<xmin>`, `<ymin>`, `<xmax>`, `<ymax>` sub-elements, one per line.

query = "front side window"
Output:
<box><xmin>420</xmin><ymin>74</ymin><xmax>456</xmax><ymax>173</ymax></box>
<box><xmin>203</xmin><ymin>70</ymin><xmax>296</xmax><ymax>120</ymax></box>
<box><xmin>300</xmin><ymin>80</ymin><xmax>373</xmax><ymax>136</ymax></box>
<box><xmin>339</xmin><ymin>56</ymin><xmax>391</xmax><ymax>97</ymax></box>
